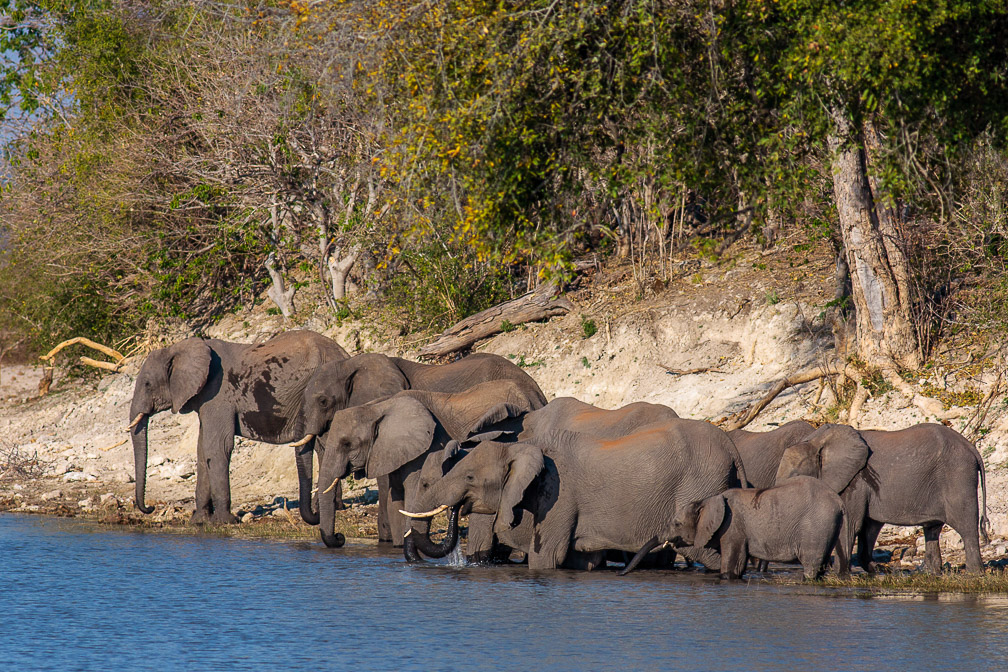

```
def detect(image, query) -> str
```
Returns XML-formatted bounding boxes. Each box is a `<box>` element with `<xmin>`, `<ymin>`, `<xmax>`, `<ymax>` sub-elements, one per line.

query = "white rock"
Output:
<box><xmin>148</xmin><ymin>455</ymin><xmax>166</xmax><ymax>467</ymax></box>
<box><xmin>100</xmin><ymin>493</ymin><xmax>118</xmax><ymax>506</ymax></box>
<box><xmin>77</xmin><ymin>497</ymin><xmax>94</xmax><ymax>508</ymax></box>
<box><xmin>63</xmin><ymin>471</ymin><xmax>97</xmax><ymax>482</ymax></box>
<box><xmin>12</xmin><ymin>484</ymin><xmax>23</xmax><ymax>491</ymax></box>
<box><xmin>995</xmin><ymin>544</ymin><xmax>1006</xmax><ymax>556</ymax></box>
<box><xmin>241</xmin><ymin>512</ymin><xmax>254</xmax><ymax>523</ymax></box>
<box><xmin>41</xmin><ymin>489</ymin><xmax>63</xmax><ymax>501</ymax></box>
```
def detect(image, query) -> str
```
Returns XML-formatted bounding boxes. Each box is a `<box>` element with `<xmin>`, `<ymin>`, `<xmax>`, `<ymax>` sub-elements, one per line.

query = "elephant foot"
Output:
<box><xmin>190</xmin><ymin>510</ymin><xmax>212</xmax><ymax>525</ymax></box>
<box><xmin>211</xmin><ymin>511</ymin><xmax>240</xmax><ymax>525</ymax></box>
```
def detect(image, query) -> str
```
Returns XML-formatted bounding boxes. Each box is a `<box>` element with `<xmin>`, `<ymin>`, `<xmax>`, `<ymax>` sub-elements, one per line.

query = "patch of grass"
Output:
<box><xmin>813</xmin><ymin>570</ymin><xmax>1008</xmax><ymax>594</ymax></box>
<box><xmin>580</xmin><ymin>315</ymin><xmax>597</xmax><ymax>339</ymax></box>
<box><xmin>766</xmin><ymin>289</ymin><xmax>780</xmax><ymax>305</ymax></box>
<box><xmin>861</xmin><ymin>369</ymin><xmax>895</xmax><ymax>397</ymax></box>
<box><xmin>920</xmin><ymin>382</ymin><xmax>985</xmax><ymax>409</ymax></box>
<box><xmin>500</xmin><ymin>319</ymin><xmax>515</xmax><ymax>333</ymax></box>
<box><xmin>581</xmin><ymin>356</ymin><xmax>591</xmax><ymax>368</ymax></box>
<box><xmin>515</xmin><ymin>355</ymin><xmax>544</xmax><ymax>368</ymax></box>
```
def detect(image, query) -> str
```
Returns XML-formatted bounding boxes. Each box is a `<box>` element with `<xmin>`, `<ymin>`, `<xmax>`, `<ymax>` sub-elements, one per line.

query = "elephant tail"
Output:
<box><xmin>723</xmin><ymin>436</ymin><xmax>749</xmax><ymax>488</ymax></box>
<box><xmin>979</xmin><ymin>452</ymin><xmax>990</xmax><ymax>544</ymax></box>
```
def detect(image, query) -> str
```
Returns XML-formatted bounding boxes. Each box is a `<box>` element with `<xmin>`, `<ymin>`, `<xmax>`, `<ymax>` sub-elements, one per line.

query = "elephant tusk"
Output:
<box><xmin>399</xmin><ymin>504</ymin><xmax>449</xmax><ymax>519</ymax></box>
<box><xmin>321</xmin><ymin>477</ymin><xmax>340</xmax><ymax>494</ymax></box>
<box><xmin>289</xmin><ymin>434</ymin><xmax>314</xmax><ymax>447</ymax></box>
<box><xmin>127</xmin><ymin>413</ymin><xmax>145</xmax><ymax>431</ymax></box>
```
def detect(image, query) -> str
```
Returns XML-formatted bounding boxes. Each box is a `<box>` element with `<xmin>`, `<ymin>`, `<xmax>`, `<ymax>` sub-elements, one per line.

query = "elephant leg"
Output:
<box><xmin>947</xmin><ymin>501</ymin><xmax>984</xmax><ymax>574</ymax></box>
<box><xmin>857</xmin><ymin>519</ymin><xmax>884</xmax><ymax>574</ymax></box>
<box><xmin>465</xmin><ymin>513</ymin><xmax>497</xmax><ymax>563</ymax></box>
<box><xmin>922</xmin><ymin>523</ymin><xmax>944</xmax><ymax>574</ymax></box>
<box><xmin>201</xmin><ymin>418</ymin><xmax>238</xmax><ymax>525</ymax></box>
<box><xmin>834</xmin><ymin>533</ymin><xmax>852</xmax><ymax>577</ymax></box>
<box><xmin>376</xmin><ymin>474</ymin><xmax>392</xmax><ymax>543</ymax></box>
<box><xmin>387</xmin><ymin>474</ymin><xmax>407</xmax><ymax>547</ymax></box>
<box><xmin>720</xmin><ymin>541</ymin><xmax>748</xmax><ymax>580</ymax></box>
<box><xmin>192</xmin><ymin>443</ymin><xmax>213</xmax><ymax>524</ymax></box>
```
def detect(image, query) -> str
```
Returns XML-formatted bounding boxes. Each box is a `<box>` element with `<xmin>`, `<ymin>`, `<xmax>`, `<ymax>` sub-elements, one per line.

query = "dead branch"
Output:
<box><xmin>720</xmin><ymin>362</ymin><xmax>863</xmax><ymax>431</ymax></box>
<box><xmin>660</xmin><ymin>364</ymin><xmax>725</xmax><ymax>376</ymax></box>
<box><xmin>418</xmin><ymin>283</ymin><xmax>574</xmax><ymax>358</ymax></box>
<box><xmin>37</xmin><ymin>337</ymin><xmax>131</xmax><ymax>395</ymax></box>
<box><xmin>42</xmin><ymin>337</ymin><xmax>124</xmax><ymax>363</ymax></box>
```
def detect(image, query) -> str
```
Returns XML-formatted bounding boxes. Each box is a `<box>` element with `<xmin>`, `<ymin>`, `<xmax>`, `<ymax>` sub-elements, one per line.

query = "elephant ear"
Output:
<box><xmin>468</xmin><ymin>402</ymin><xmax>531</xmax><ymax>438</ymax></box>
<box><xmin>493</xmin><ymin>443</ymin><xmax>544</xmax><ymax>535</ymax></box>
<box><xmin>346</xmin><ymin>355</ymin><xmax>409</xmax><ymax>406</ymax></box>
<box><xmin>167</xmin><ymin>339</ymin><xmax>212</xmax><ymax>413</ymax></box>
<box><xmin>694</xmin><ymin>494</ymin><xmax>726</xmax><ymax>549</ymax></box>
<box><xmin>440</xmin><ymin>439</ymin><xmax>466</xmax><ymax>476</ymax></box>
<box><xmin>775</xmin><ymin>442</ymin><xmax>819</xmax><ymax>483</ymax></box>
<box><xmin>365</xmin><ymin>396</ymin><xmax>437</xmax><ymax>479</ymax></box>
<box><xmin>814</xmin><ymin>424</ymin><xmax>870</xmax><ymax>493</ymax></box>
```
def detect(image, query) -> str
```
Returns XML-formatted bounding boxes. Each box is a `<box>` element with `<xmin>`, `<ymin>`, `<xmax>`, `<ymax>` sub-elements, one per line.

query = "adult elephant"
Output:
<box><xmin>292</xmin><ymin>351</ymin><xmax>546</xmax><ymax>529</ymax></box>
<box><xmin>776</xmin><ymin>423</ymin><xmax>989</xmax><ymax>574</ymax></box>
<box><xmin>729</xmin><ymin>420</ymin><xmax>815</xmax><ymax>488</ymax></box>
<box><xmin>127</xmin><ymin>330</ymin><xmax>348</xmax><ymax>524</ymax></box>
<box><xmin>313</xmin><ymin>380</ymin><xmax>540</xmax><ymax>548</ymax></box>
<box><xmin>403</xmin><ymin>401</ymin><xmax>747</xmax><ymax>570</ymax></box>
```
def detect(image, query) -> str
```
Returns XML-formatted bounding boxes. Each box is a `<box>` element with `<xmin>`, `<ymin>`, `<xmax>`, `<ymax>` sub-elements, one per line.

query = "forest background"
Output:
<box><xmin>2</xmin><ymin>0</ymin><xmax>1008</xmax><ymax>384</ymax></box>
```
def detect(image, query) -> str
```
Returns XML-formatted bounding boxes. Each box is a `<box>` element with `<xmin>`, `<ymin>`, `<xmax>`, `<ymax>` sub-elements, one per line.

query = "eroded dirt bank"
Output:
<box><xmin>3</xmin><ymin>253</ymin><xmax>1008</xmax><ymax>570</ymax></box>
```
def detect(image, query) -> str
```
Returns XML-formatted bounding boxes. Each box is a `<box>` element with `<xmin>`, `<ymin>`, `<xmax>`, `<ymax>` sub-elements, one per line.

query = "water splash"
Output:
<box><xmin>445</xmin><ymin>543</ymin><xmax>468</xmax><ymax>568</ymax></box>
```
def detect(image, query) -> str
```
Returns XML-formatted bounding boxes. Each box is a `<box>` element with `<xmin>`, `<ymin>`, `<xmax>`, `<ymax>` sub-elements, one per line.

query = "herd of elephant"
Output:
<box><xmin>126</xmin><ymin>330</ymin><xmax>990</xmax><ymax>579</ymax></box>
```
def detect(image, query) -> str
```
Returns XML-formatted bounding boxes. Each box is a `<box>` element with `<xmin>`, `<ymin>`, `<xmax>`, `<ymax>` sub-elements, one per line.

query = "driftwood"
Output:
<box><xmin>418</xmin><ymin>283</ymin><xmax>573</xmax><ymax>358</ymax></box>
<box><xmin>719</xmin><ymin>362</ymin><xmax>863</xmax><ymax>431</ymax></box>
<box><xmin>37</xmin><ymin>337</ymin><xmax>133</xmax><ymax>396</ymax></box>
<box><xmin>660</xmin><ymin>364</ymin><xmax>725</xmax><ymax>376</ymax></box>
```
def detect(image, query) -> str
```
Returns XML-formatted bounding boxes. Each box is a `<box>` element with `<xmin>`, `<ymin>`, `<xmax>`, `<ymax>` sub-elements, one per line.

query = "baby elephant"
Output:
<box><xmin>626</xmin><ymin>476</ymin><xmax>848</xmax><ymax>580</ymax></box>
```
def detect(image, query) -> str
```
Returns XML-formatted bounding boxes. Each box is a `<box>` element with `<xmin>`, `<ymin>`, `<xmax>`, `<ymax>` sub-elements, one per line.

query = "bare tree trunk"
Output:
<box><xmin>264</xmin><ymin>204</ymin><xmax>295</xmax><ymax>318</ymax></box>
<box><xmin>326</xmin><ymin>242</ymin><xmax>362</xmax><ymax>301</ymax></box>
<box><xmin>827</xmin><ymin>111</ymin><xmax>920</xmax><ymax>370</ymax></box>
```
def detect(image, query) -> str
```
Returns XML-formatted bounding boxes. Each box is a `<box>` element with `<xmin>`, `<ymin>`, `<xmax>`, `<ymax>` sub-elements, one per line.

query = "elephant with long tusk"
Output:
<box><xmin>312</xmin><ymin>380</ymin><xmax>540</xmax><ymax>550</ymax></box>
<box><xmin>292</xmin><ymin>351</ymin><xmax>546</xmax><ymax>541</ymax></box>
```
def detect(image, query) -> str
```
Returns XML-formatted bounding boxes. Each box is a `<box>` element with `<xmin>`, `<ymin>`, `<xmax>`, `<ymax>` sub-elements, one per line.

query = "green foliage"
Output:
<box><xmin>386</xmin><ymin>237</ymin><xmax>513</xmax><ymax>332</ymax></box>
<box><xmin>580</xmin><ymin>316</ymin><xmax>597</xmax><ymax>339</ymax></box>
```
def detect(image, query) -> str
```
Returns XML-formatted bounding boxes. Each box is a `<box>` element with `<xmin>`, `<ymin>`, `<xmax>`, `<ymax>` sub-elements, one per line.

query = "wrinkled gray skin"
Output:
<box><xmin>776</xmin><ymin>423</ymin><xmax>989</xmax><ymax>574</ymax></box>
<box><xmin>297</xmin><ymin>352</ymin><xmax>546</xmax><ymax>532</ymax></box>
<box><xmin>405</xmin><ymin>405</ymin><xmax>746</xmax><ymax>570</ymax></box>
<box><xmin>314</xmin><ymin>381</ymin><xmax>541</xmax><ymax>549</ymax></box>
<box><xmin>661</xmin><ymin>476</ymin><xmax>847</xmax><ymax>580</ymax></box>
<box><xmin>129</xmin><ymin>331</ymin><xmax>348</xmax><ymax>524</ymax></box>
<box><xmin>729</xmin><ymin>420</ymin><xmax>815</xmax><ymax>488</ymax></box>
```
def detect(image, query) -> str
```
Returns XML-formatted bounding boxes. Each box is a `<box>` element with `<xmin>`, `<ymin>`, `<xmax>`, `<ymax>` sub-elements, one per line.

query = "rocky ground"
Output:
<box><xmin>2</xmin><ymin>234</ymin><xmax>1007</xmax><ymax>572</ymax></box>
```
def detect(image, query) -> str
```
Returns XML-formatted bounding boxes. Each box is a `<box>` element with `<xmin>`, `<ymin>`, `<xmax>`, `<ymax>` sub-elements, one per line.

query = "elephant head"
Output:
<box><xmin>669</xmin><ymin>494</ymin><xmax>727</xmax><ymax>550</ymax></box>
<box><xmin>316</xmin><ymin>395</ymin><xmax>437</xmax><ymax>548</ymax></box>
<box><xmin>774</xmin><ymin>423</ymin><xmax>870</xmax><ymax>493</ymax></box>
<box><xmin>129</xmin><ymin>338</ymin><xmax>212</xmax><ymax>514</ymax></box>
<box><xmin>401</xmin><ymin>440</ymin><xmax>544</xmax><ymax>560</ymax></box>
<box><xmin>299</xmin><ymin>354</ymin><xmax>410</xmax><ymax>443</ymax></box>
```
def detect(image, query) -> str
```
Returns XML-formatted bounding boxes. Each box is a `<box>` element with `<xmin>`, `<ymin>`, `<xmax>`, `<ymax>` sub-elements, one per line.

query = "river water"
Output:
<box><xmin>2</xmin><ymin>513</ymin><xmax>1007</xmax><ymax>671</ymax></box>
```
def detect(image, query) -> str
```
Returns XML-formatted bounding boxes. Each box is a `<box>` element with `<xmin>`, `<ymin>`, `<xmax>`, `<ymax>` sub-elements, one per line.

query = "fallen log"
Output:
<box><xmin>418</xmin><ymin>283</ymin><xmax>573</xmax><ymax>358</ymax></box>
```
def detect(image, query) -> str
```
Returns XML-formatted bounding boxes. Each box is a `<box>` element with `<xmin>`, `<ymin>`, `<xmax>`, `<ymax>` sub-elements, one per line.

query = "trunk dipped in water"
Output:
<box><xmin>403</xmin><ymin>506</ymin><xmax>461</xmax><ymax>561</ymax></box>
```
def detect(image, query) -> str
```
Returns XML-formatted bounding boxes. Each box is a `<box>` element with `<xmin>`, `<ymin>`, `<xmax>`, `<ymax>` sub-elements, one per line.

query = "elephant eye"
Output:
<box><xmin>319</xmin><ymin>397</ymin><xmax>329</xmax><ymax>408</ymax></box>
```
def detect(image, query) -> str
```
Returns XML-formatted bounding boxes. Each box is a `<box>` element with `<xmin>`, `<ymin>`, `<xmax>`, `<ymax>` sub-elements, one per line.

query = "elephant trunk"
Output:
<box><xmin>294</xmin><ymin>439</ymin><xmax>319</xmax><ymax>525</ymax></box>
<box><xmin>130</xmin><ymin>413</ymin><xmax>154</xmax><ymax>514</ymax></box>
<box><xmin>403</xmin><ymin>505</ymin><xmax>461</xmax><ymax>560</ymax></box>
<box><xmin>317</xmin><ymin>459</ymin><xmax>346</xmax><ymax>548</ymax></box>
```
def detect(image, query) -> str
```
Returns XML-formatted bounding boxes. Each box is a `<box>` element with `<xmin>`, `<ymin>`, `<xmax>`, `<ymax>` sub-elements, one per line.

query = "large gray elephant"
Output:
<box><xmin>776</xmin><ymin>422</ymin><xmax>989</xmax><ymax>574</ymax></box>
<box><xmin>633</xmin><ymin>476</ymin><xmax>848</xmax><ymax>580</ymax></box>
<box><xmin>292</xmin><ymin>351</ymin><xmax>547</xmax><ymax>531</ymax></box>
<box><xmin>402</xmin><ymin>404</ymin><xmax>747</xmax><ymax>570</ymax></box>
<box><xmin>127</xmin><ymin>330</ymin><xmax>348</xmax><ymax>524</ymax></box>
<box><xmin>314</xmin><ymin>380</ymin><xmax>540</xmax><ymax>548</ymax></box>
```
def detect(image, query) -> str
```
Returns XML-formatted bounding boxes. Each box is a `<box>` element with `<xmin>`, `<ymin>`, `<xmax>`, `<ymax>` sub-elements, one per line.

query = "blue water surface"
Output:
<box><xmin>1</xmin><ymin>513</ymin><xmax>1006</xmax><ymax>671</ymax></box>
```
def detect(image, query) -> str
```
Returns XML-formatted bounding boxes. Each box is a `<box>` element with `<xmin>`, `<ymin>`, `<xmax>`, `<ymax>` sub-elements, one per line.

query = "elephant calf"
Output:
<box><xmin>651</xmin><ymin>476</ymin><xmax>848</xmax><ymax>580</ymax></box>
